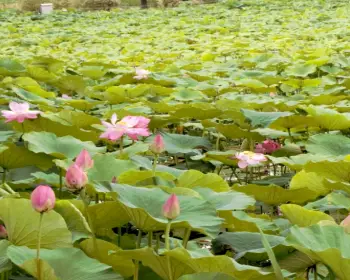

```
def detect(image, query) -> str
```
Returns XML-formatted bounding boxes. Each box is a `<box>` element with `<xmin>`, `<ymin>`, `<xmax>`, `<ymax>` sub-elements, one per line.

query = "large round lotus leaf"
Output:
<box><xmin>268</xmin><ymin>154</ymin><xmax>335</xmax><ymax>171</ymax></box>
<box><xmin>0</xmin><ymin>58</ymin><xmax>25</xmax><ymax>76</ymax></box>
<box><xmin>118</xmin><ymin>247</ymin><xmax>291</xmax><ymax>280</ymax></box>
<box><xmin>304</xmin><ymin>160</ymin><xmax>350</xmax><ymax>182</ymax></box>
<box><xmin>7</xmin><ymin>245</ymin><xmax>122</xmax><ymax>280</ymax></box>
<box><xmin>171</xmin><ymin>88</ymin><xmax>207</xmax><ymax>101</ymax></box>
<box><xmin>118</xmin><ymin>170</ymin><xmax>176</xmax><ymax>185</ymax></box>
<box><xmin>280</xmin><ymin>204</ymin><xmax>334</xmax><ymax>227</ymax></box>
<box><xmin>170</xmin><ymin>107</ymin><xmax>222</xmax><ymax>120</ymax></box>
<box><xmin>87</xmin><ymin>201</ymin><xmax>130</xmax><ymax>229</ymax></box>
<box><xmin>286</xmin><ymin>224</ymin><xmax>350</xmax><ymax>280</ymax></box>
<box><xmin>305</xmin><ymin>134</ymin><xmax>350</xmax><ymax>156</ymax></box>
<box><xmin>88</xmin><ymin>154</ymin><xmax>137</xmax><ymax>181</ymax></box>
<box><xmin>194</xmin><ymin>187</ymin><xmax>255</xmax><ymax>211</ymax></box>
<box><xmin>212</xmin><ymin>232</ymin><xmax>292</xmax><ymax>262</ymax></box>
<box><xmin>241</xmin><ymin>109</ymin><xmax>292</xmax><ymax>128</ymax></box>
<box><xmin>146</xmin><ymin>133</ymin><xmax>211</xmax><ymax>155</ymax></box>
<box><xmin>232</xmin><ymin>184</ymin><xmax>318</xmax><ymax>205</ymax></box>
<box><xmin>13</xmin><ymin>87</ymin><xmax>54</xmax><ymax>105</ymax></box>
<box><xmin>111</xmin><ymin>185</ymin><xmax>223</xmax><ymax>237</ymax></box>
<box><xmin>284</xmin><ymin>64</ymin><xmax>316</xmax><ymax>77</ymax></box>
<box><xmin>177</xmin><ymin>170</ymin><xmax>230</xmax><ymax>192</ymax></box>
<box><xmin>0</xmin><ymin>198</ymin><xmax>72</xmax><ymax>248</ymax></box>
<box><xmin>303</xmin><ymin>106</ymin><xmax>350</xmax><ymax>130</ymax></box>
<box><xmin>80</xmin><ymin>238</ymin><xmax>135</xmax><ymax>277</ymax></box>
<box><xmin>234</xmin><ymin>78</ymin><xmax>267</xmax><ymax>89</ymax></box>
<box><xmin>251</xmin><ymin>128</ymin><xmax>290</xmax><ymax>138</ymax></box>
<box><xmin>0</xmin><ymin>240</ymin><xmax>12</xmax><ymax>273</ymax></box>
<box><xmin>0</xmin><ymin>143</ymin><xmax>52</xmax><ymax>170</ymax></box>
<box><xmin>54</xmin><ymin>200</ymin><xmax>92</xmax><ymax>242</ymax></box>
<box><xmin>178</xmin><ymin>272</ymin><xmax>236</xmax><ymax>280</ymax></box>
<box><xmin>269</xmin><ymin>115</ymin><xmax>317</xmax><ymax>130</ymax></box>
<box><xmin>42</xmin><ymin>111</ymin><xmax>100</xmax><ymax>129</ymax></box>
<box><xmin>289</xmin><ymin>170</ymin><xmax>329</xmax><ymax>197</ymax></box>
<box><xmin>199</xmin><ymin>150</ymin><xmax>238</xmax><ymax>166</ymax></box>
<box><xmin>15</xmin><ymin>77</ymin><xmax>55</xmax><ymax>98</ymax></box>
<box><xmin>215</xmin><ymin>123</ymin><xmax>264</xmax><ymax>141</ymax></box>
<box><xmin>278</xmin><ymin>251</ymin><xmax>315</xmax><ymax>274</ymax></box>
<box><xmin>23</xmin><ymin>131</ymin><xmax>105</xmax><ymax>159</ymax></box>
<box><xmin>12</xmin><ymin>117</ymin><xmax>99</xmax><ymax>142</ymax></box>
<box><xmin>305</xmin><ymin>192</ymin><xmax>350</xmax><ymax>212</ymax></box>
<box><xmin>0</xmin><ymin>131</ymin><xmax>16</xmax><ymax>142</ymax></box>
<box><xmin>219</xmin><ymin>211</ymin><xmax>279</xmax><ymax>233</ymax></box>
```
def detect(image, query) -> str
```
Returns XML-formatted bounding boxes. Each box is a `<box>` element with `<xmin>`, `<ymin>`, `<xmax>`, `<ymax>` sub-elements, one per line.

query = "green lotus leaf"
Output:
<box><xmin>23</xmin><ymin>131</ymin><xmax>105</xmax><ymax>159</ymax></box>
<box><xmin>304</xmin><ymin>160</ymin><xmax>350</xmax><ymax>182</ymax></box>
<box><xmin>280</xmin><ymin>204</ymin><xmax>334</xmax><ymax>227</ymax></box>
<box><xmin>241</xmin><ymin>109</ymin><xmax>292</xmax><ymax>128</ymax></box>
<box><xmin>7</xmin><ymin>245</ymin><xmax>122</xmax><ymax>280</ymax></box>
<box><xmin>178</xmin><ymin>272</ymin><xmax>236</xmax><ymax>280</ymax></box>
<box><xmin>31</xmin><ymin>172</ymin><xmax>60</xmax><ymax>187</ymax></box>
<box><xmin>177</xmin><ymin>170</ymin><xmax>230</xmax><ymax>192</ymax></box>
<box><xmin>58</xmin><ymin>98</ymin><xmax>103</xmax><ymax>111</ymax></box>
<box><xmin>278</xmin><ymin>250</ymin><xmax>315</xmax><ymax>274</ymax></box>
<box><xmin>170</xmin><ymin>107</ymin><xmax>222</xmax><ymax>120</ymax></box>
<box><xmin>171</xmin><ymin>88</ymin><xmax>207</xmax><ymax>101</ymax></box>
<box><xmin>54</xmin><ymin>200</ymin><xmax>92</xmax><ymax>242</ymax></box>
<box><xmin>284</xmin><ymin>64</ymin><xmax>316</xmax><ymax>77</ymax></box>
<box><xmin>55</xmin><ymin>75</ymin><xmax>86</xmax><ymax>95</ymax></box>
<box><xmin>212</xmin><ymin>232</ymin><xmax>292</xmax><ymax>262</ymax></box>
<box><xmin>305</xmin><ymin>134</ymin><xmax>350</xmax><ymax>156</ymax></box>
<box><xmin>88</xmin><ymin>154</ymin><xmax>137</xmax><ymax>182</ymax></box>
<box><xmin>27</xmin><ymin>65</ymin><xmax>57</xmax><ymax>82</ymax></box>
<box><xmin>80</xmin><ymin>238</ymin><xmax>135</xmax><ymax>277</ymax></box>
<box><xmin>0</xmin><ymin>143</ymin><xmax>52</xmax><ymax>170</ymax></box>
<box><xmin>305</xmin><ymin>192</ymin><xmax>350</xmax><ymax>212</ymax></box>
<box><xmin>12</xmin><ymin>116</ymin><xmax>99</xmax><ymax>142</ymax></box>
<box><xmin>289</xmin><ymin>170</ymin><xmax>329</xmax><ymax>197</ymax></box>
<box><xmin>269</xmin><ymin>115</ymin><xmax>317</xmax><ymax>130</ymax></box>
<box><xmin>215</xmin><ymin>123</ymin><xmax>264</xmax><ymax>141</ymax></box>
<box><xmin>118</xmin><ymin>170</ymin><xmax>176</xmax><ymax>185</ymax></box>
<box><xmin>0</xmin><ymin>131</ymin><xmax>16</xmax><ymax>142</ymax></box>
<box><xmin>234</xmin><ymin>78</ymin><xmax>267</xmax><ymax>89</ymax></box>
<box><xmin>12</xmin><ymin>87</ymin><xmax>54</xmax><ymax>105</ymax></box>
<box><xmin>112</xmin><ymin>185</ymin><xmax>223</xmax><ymax>237</ymax></box>
<box><xmin>232</xmin><ymin>184</ymin><xmax>318</xmax><ymax>205</ymax></box>
<box><xmin>0</xmin><ymin>240</ymin><xmax>12</xmax><ymax>273</ymax></box>
<box><xmin>0</xmin><ymin>58</ymin><xmax>25</xmax><ymax>76</ymax></box>
<box><xmin>198</xmin><ymin>150</ymin><xmax>238</xmax><ymax>166</ymax></box>
<box><xmin>194</xmin><ymin>187</ymin><xmax>255</xmax><ymax>210</ymax></box>
<box><xmin>0</xmin><ymin>198</ymin><xmax>72</xmax><ymax>248</ymax></box>
<box><xmin>286</xmin><ymin>224</ymin><xmax>350</xmax><ymax>280</ymax></box>
<box><xmin>303</xmin><ymin>106</ymin><xmax>350</xmax><ymax>130</ymax></box>
<box><xmin>14</xmin><ymin>77</ymin><xmax>55</xmax><ymax>98</ymax></box>
<box><xmin>220</xmin><ymin>211</ymin><xmax>278</xmax><ymax>233</ymax></box>
<box><xmin>88</xmin><ymin>201</ymin><xmax>130</xmax><ymax>230</ymax></box>
<box><xmin>79</xmin><ymin>66</ymin><xmax>107</xmax><ymax>79</ymax></box>
<box><xmin>145</xmin><ymin>133</ymin><xmax>211</xmax><ymax>155</ymax></box>
<box><xmin>117</xmin><ymin>247</ymin><xmax>289</xmax><ymax>280</ymax></box>
<box><xmin>268</xmin><ymin>154</ymin><xmax>334</xmax><ymax>171</ymax></box>
<box><xmin>42</xmin><ymin>111</ymin><xmax>100</xmax><ymax>129</ymax></box>
<box><xmin>252</xmin><ymin>128</ymin><xmax>290</xmax><ymax>138</ymax></box>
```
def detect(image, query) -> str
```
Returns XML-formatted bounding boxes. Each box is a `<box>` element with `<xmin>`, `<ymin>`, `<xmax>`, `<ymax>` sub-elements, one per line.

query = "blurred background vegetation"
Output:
<box><xmin>0</xmin><ymin>0</ymin><xmax>216</xmax><ymax>11</ymax></box>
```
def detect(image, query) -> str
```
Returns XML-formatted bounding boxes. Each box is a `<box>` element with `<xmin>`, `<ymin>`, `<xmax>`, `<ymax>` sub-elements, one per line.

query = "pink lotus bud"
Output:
<box><xmin>65</xmin><ymin>164</ymin><xmax>88</xmax><ymax>191</ymax></box>
<box><xmin>341</xmin><ymin>214</ymin><xmax>350</xmax><ymax>227</ymax></box>
<box><xmin>162</xmin><ymin>194</ymin><xmax>180</xmax><ymax>220</ymax></box>
<box><xmin>30</xmin><ymin>185</ymin><xmax>56</xmax><ymax>213</ymax></box>
<box><xmin>75</xmin><ymin>149</ymin><xmax>94</xmax><ymax>170</ymax></box>
<box><xmin>112</xmin><ymin>176</ymin><xmax>118</xmax><ymax>183</ymax></box>
<box><xmin>0</xmin><ymin>225</ymin><xmax>7</xmax><ymax>239</ymax></box>
<box><xmin>150</xmin><ymin>134</ymin><xmax>165</xmax><ymax>154</ymax></box>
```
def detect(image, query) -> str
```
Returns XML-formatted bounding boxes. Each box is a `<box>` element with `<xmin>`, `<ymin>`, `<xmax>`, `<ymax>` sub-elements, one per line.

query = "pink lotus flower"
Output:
<box><xmin>235</xmin><ymin>151</ymin><xmax>267</xmax><ymax>169</ymax></box>
<box><xmin>61</xmin><ymin>94</ymin><xmax>72</xmax><ymax>99</ymax></box>
<box><xmin>1</xmin><ymin>101</ymin><xmax>41</xmax><ymax>123</ymax></box>
<box><xmin>65</xmin><ymin>164</ymin><xmax>88</xmax><ymax>191</ymax></box>
<box><xmin>162</xmin><ymin>194</ymin><xmax>180</xmax><ymax>220</ymax></box>
<box><xmin>75</xmin><ymin>149</ymin><xmax>94</xmax><ymax>170</ymax></box>
<box><xmin>0</xmin><ymin>225</ymin><xmax>7</xmax><ymax>239</ymax></box>
<box><xmin>269</xmin><ymin>92</ymin><xmax>276</xmax><ymax>98</ymax></box>
<box><xmin>31</xmin><ymin>185</ymin><xmax>56</xmax><ymax>213</ymax></box>
<box><xmin>255</xmin><ymin>140</ymin><xmax>281</xmax><ymax>154</ymax></box>
<box><xmin>150</xmin><ymin>134</ymin><xmax>165</xmax><ymax>154</ymax></box>
<box><xmin>100</xmin><ymin>113</ymin><xmax>150</xmax><ymax>141</ymax></box>
<box><xmin>133</xmin><ymin>68</ymin><xmax>150</xmax><ymax>80</ymax></box>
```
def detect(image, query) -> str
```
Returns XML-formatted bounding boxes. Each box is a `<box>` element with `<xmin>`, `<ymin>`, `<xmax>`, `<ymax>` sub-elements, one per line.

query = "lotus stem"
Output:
<box><xmin>2</xmin><ymin>169</ymin><xmax>6</xmax><ymax>184</ymax></box>
<box><xmin>58</xmin><ymin>168</ymin><xmax>63</xmax><ymax>199</ymax></box>
<box><xmin>182</xmin><ymin>228</ymin><xmax>191</xmax><ymax>248</ymax></box>
<box><xmin>165</xmin><ymin>220</ymin><xmax>172</xmax><ymax>251</ymax></box>
<box><xmin>119</xmin><ymin>136</ymin><xmax>124</xmax><ymax>154</ymax></box>
<box><xmin>133</xmin><ymin>230</ymin><xmax>142</xmax><ymax>280</ymax></box>
<box><xmin>36</xmin><ymin>213</ymin><xmax>44</xmax><ymax>280</ymax></box>
<box><xmin>118</xmin><ymin>227</ymin><xmax>122</xmax><ymax>247</ymax></box>
<box><xmin>148</xmin><ymin>231</ymin><xmax>153</xmax><ymax>247</ymax></box>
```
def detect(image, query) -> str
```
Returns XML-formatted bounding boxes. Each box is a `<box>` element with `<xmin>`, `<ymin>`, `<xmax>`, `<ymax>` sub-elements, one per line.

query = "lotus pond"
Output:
<box><xmin>1</xmin><ymin>0</ymin><xmax>350</xmax><ymax>279</ymax></box>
